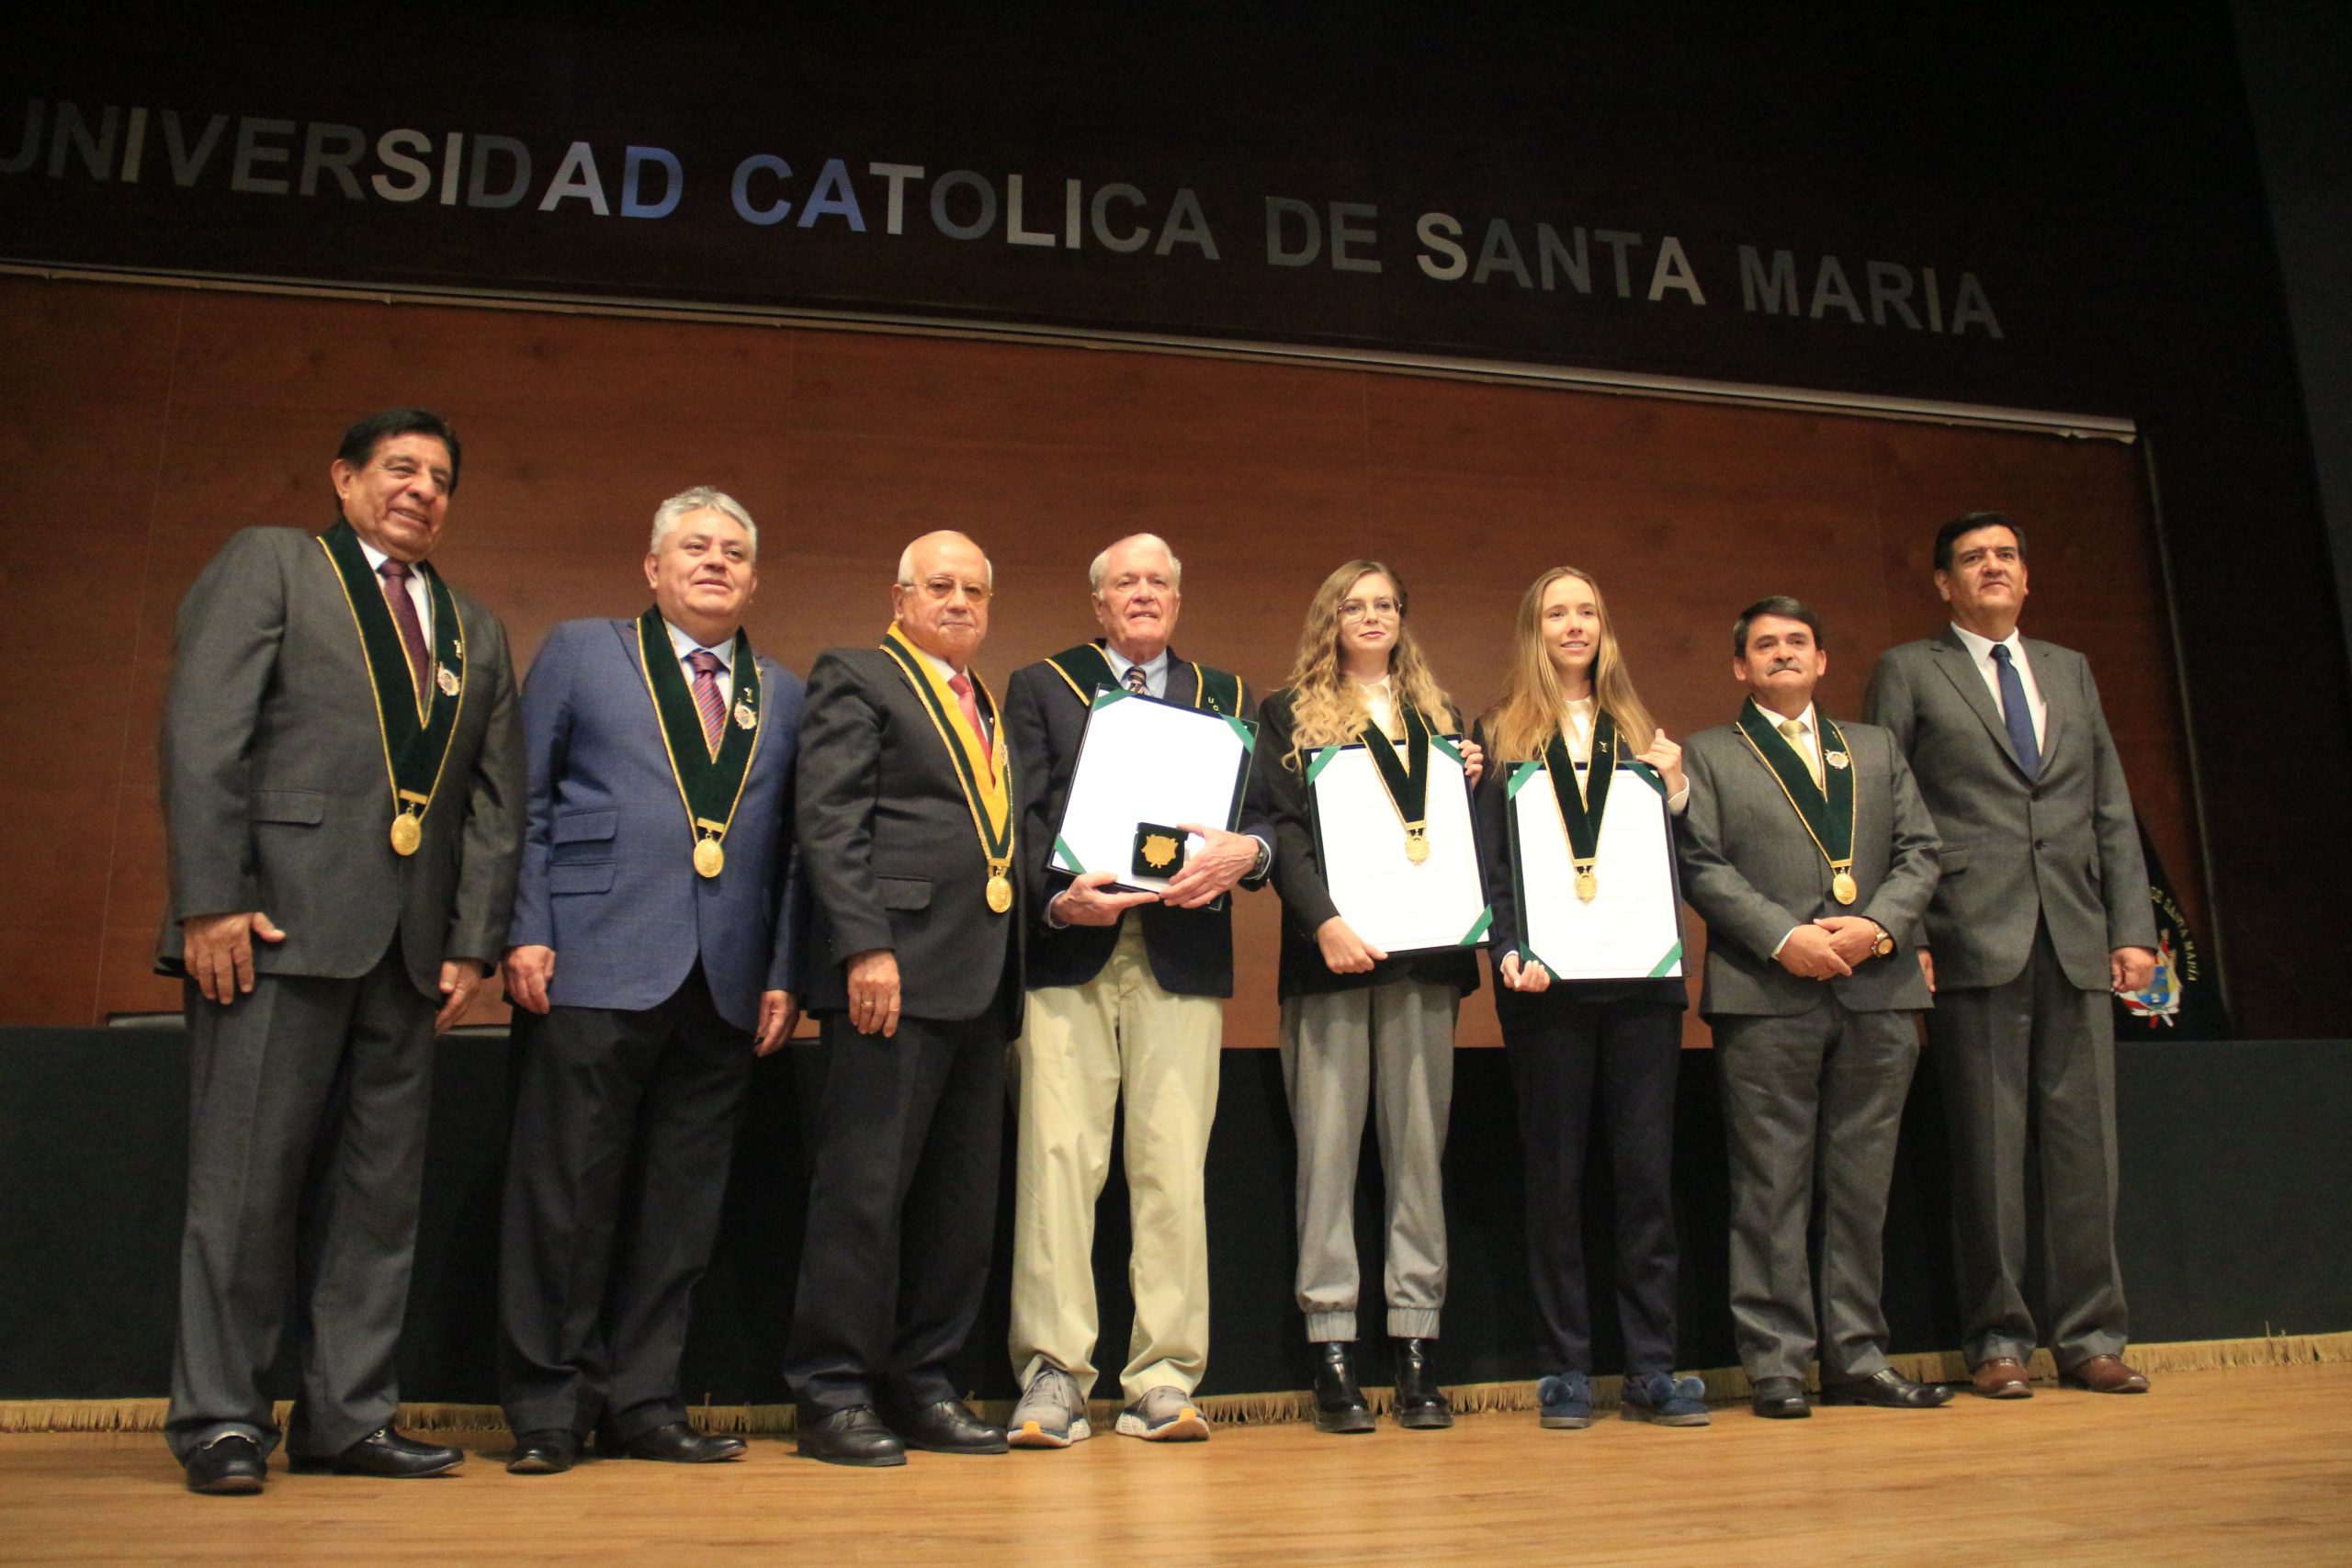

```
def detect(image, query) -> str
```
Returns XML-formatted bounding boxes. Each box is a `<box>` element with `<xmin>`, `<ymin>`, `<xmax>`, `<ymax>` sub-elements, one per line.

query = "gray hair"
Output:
<box><xmin>1087</xmin><ymin>532</ymin><xmax>1182</xmax><ymax>593</ymax></box>
<box><xmin>650</xmin><ymin>486</ymin><xmax>759</xmax><ymax>558</ymax></box>
<box><xmin>895</xmin><ymin>532</ymin><xmax>996</xmax><ymax>587</ymax></box>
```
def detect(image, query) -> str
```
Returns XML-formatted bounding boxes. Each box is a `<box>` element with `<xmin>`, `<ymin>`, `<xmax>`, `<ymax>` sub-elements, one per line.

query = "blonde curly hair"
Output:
<box><xmin>1280</xmin><ymin>560</ymin><xmax>1458</xmax><ymax>767</ymax></box>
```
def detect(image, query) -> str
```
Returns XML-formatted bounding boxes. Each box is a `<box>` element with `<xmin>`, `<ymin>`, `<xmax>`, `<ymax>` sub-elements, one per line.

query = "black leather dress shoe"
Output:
<box><xmin>619</xmin><ymin>1422</ymin><xmax>745</xmax><ymax>1463</ymax></box>
<box><xmin>184</xmin><ymin>1432</ymin><xmax>266</xmax><ymax>1495</ymax></box>
<box><xmin>892</xmin><ymin>1399</ymin><xmax>1009</xmax><ymax>1454</ymax></box>
<box><xmin>797</xmin><ymin>1406</ymin><xmax>906</xmax><ymax>1467</ymax></box>
<box><xmin>507</xmin><ymin>1428</ymin><xmax>581</xmax><ymax>1473</ymax></box>
<box><xmin>1750</xmin><ymin>1376</ymin><xmax>1812</xmax><ymax>1419</ymax></box>
<box><xmin>1819</xmin><ymin>1368</ymin><xmax>1954</xmax><ymax>1409</ymax></box>
<box><xmin>1313</xmin><ymin>1342</ymin><xmax>1374</xmax><ymax>1434</ymax></box>
<box><xmin>297</xmin><ymin>1427</ymin><xmax>464</xmax><ymax>1477</ymax></box>
<box><xmin>1392</xmin><ymin>1338</ymin><xmax>1454</xmax><ymax>1430</ymax></box>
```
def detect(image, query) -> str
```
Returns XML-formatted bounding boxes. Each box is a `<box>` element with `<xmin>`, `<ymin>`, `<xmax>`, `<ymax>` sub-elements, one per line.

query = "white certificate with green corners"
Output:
<box><xmin>1506</xmin><ymin>758</ymin><xmax>1684</xmax><ymax>979</ymax></box>
<box><xmin>1047</xmin><ymin>687</ymin><xmax>1258</xmax><ymax>897</ymax></box>
<box><xmin>1306</xmin><ymin>736</ymin><xmax>1492</xmax><ymax>955</ymax></box>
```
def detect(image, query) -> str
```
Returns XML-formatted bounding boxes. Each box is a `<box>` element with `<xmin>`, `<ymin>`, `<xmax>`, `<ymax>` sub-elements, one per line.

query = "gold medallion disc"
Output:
<box><xmin>1832</xmin><ymin>870</ymin><xmax>1859</xmax><ymax>906</ymax></box>
<box><xmin>1405</xmin><ymin>829</ymin><xmax>1430</xmax><ymax>864</ymax></box>
<box><xmin>986</xmin><ymin>872</ymin><xmax>1013</xmax><ymax>914</ymax></box>
<box><xmin>694</xmin><ymin>837</ymin><xmax>726</xmax><ymax>878</ymax></box>
<box><xmin>1575</xmin><ymin>868</ymin><xmax>1599</xmax><ymax>903</ymax></box>
<box><xmin>390</xmin><ymin>814</ymin><xmax>423</xmax><ymax>857</ymax></box>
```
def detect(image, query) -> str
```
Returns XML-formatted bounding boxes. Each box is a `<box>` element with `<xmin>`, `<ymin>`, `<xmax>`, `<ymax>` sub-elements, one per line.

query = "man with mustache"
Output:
<box><xmin>1678</xmin><ymin>596</ymin><xmax>1948</xmax><ymax>1417</ymax></box>
<box><xmin>1866</xmin><ymin>513</ymin><xmax>2157</xmax><ymax>1399</ymax></box>
<box><xmin>786</xmin><ymin>530</ymin><xmax>1023</xmax><ymax>1466</ymax></box>
<box><xmin>999</xmin><ymin>534</ymin><xmax>1273</xmax><ymax>1447</ymax></box>
<box><xmin>158</xmin><ymin>409</ymin><xmax>524</xmax><ymax>1493</ymax></box>
<box><xmin>495</xmin><ymin>487</ymin><xmax>808</xmax><ymax>1474</ymax></box>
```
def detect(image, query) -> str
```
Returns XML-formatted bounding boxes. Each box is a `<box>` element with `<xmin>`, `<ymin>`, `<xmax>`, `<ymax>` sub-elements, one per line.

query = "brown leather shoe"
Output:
<box><xmin>1970</xmin><ymin>1358</ymin><xmax>2033</xmax><ymax>1399</ymax></box>
<box><xmin>2061</xmin><ymin>1354</ymin><xmax>2150</xmax><ymax>1393</ymax></box>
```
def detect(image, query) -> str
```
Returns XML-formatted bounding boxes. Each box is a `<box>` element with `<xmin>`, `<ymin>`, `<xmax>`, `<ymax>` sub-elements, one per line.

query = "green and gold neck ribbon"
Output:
<box><xmin>1044</xmin><ymin>640</ymin><xmax>1243</xmax><ymax>715</ymax></box>
<box><xmin>1734</xmin><ymin>698</ymin><xmax>1860</xmax><ymax>905</ymax></box>
<box><xmin>638</xmin><ymin>608</ymin><xmax>763</xmax><ymax>878</ymax></box>
<box><xmin>1361</xmin><ymin>696</ymin><xmax>1434</xmax><ymax>863</ymax></box>
<box><xmin>1542</xmin><ymin>710</ymin><xmax>1616</xmax><ymax>902</ymax></box>
<box><xmin>317</xmin><ymin>521</ymin><xmax>468</xmax><ymax>856</ymax></box>
<box><xmin>881</xmin><ymin>623</ymin><xmax>1017</xmax><ymax>913</ymax></box>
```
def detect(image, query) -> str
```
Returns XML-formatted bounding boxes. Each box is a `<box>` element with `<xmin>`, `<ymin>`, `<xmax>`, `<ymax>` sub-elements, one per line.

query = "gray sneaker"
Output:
<box><xmin>1009</xmin><ymin>1367</ymin><xmax>1091</xmax><ymax>1449</ymax></box>
<box><xmin>1114</xmin><ymin>1385</ymin><xmax>1210</xmax><ymax>1442</ymax></box>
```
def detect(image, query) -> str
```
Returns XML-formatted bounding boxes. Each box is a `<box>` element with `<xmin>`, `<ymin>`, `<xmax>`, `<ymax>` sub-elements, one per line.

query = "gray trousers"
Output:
<box><xmin>1715</xmin><ymin>998</ymin><xmax>1921</xmax><ymax>1382</ymax></box>
<box><xmin>1931</xmin><ymin>921</ymin><xmax>2129</xmax><ymax>1371</ymax></box>
<box><xmin>1279</xmin><ymin>977</ymin><xmax>1457</xmax><ymax>1342</ymax></box>
<box><xmin>165</xmin><ymin>953</ymin><xmax>436</xmax><ymax>1461</ymax></box>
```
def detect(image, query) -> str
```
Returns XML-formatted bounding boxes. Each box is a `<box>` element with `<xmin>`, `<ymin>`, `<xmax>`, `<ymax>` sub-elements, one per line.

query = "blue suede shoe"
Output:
<box><xmin>1537</xmin><ymin>1371</ymin><xmax>1594</xmax><ymax>1429</ymax></box>
<box><xmin>1619</xmin><ymin>1371</ymin><xmax>1711</xmax><ymax>1427</ymax></box>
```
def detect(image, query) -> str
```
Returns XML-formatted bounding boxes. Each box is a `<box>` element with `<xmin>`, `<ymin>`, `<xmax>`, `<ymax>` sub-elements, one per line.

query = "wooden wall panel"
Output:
<box><xmin>0</xmin><ymin>276</ymin><xmax>2197</xmax><ymax>1047</ymax></box>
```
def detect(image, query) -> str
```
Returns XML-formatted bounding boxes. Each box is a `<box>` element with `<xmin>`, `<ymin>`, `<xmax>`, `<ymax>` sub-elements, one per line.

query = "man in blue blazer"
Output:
<box><xmin>497</xmin><ymin>487</ymin><xmax>807</xmax><ymax>1473</ymax></box>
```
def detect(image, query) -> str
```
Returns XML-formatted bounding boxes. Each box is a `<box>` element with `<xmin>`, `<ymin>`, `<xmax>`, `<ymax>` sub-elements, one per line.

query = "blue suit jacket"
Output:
<box><xmin>508</xmin><ymin>617</ymin><xmax>808</xmax><ymax>1032</ymax></box>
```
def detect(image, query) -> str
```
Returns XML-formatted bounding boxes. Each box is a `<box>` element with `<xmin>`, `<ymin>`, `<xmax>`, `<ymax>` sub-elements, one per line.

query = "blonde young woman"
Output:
<box><xmin>1261</xmin><ymin>560</ymin><xmax>1482</xmax><ymax>1435</ymax></box>
<box><xmin>1470</xmin><ymin>566</ymin><xmax>1709</xmax><ymax>1429</ymax></box>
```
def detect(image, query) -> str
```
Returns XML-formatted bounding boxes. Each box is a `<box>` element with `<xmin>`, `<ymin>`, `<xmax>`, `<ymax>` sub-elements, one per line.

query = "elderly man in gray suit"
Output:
<box><xmin>1864</xmin><ymin>513</ymin><xmax>2157</xmax><ymax>1399</ymax></box>
<box><xmin>1679</xmin><ymin>596</ymin><xmax>1947</xmax><ymax>1419</ymax></box>
<box><xmin>157</xmin><ymin>409</ymin><xmax>525</xmax><ymax>1494</ymax></box>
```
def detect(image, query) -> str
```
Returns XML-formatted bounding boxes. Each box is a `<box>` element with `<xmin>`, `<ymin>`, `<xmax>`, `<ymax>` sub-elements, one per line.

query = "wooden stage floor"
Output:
<box><xmin>5</xmin><ymin>1365</ymin><xmax>2347</xmax><ymax>1566</ymax></box>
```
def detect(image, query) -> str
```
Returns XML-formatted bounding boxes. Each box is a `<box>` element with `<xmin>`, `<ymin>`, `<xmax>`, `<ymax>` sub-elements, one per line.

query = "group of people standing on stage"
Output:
<box><xmin>158</xmin><ymin>406</ymin><xmax>2159</xmax><ymax>1495</ymax></box>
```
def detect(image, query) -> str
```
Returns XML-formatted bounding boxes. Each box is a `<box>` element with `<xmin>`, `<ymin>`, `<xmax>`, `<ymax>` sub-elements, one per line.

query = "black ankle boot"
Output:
<box><xmin>1313</xmin><ymin>1341</ymin><xmax>1375</xmax><ymax>1434</ymax></box>
<box><xmin>1392</xmin><ymin>1337</ymin><xmax>1454</xmax><ymax>1429</ymax></box>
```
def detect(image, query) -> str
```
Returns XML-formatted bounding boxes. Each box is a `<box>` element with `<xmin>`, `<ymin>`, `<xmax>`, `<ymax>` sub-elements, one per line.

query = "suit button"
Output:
<box><xmin>2033</xmin><ymin>839</ymin><xmax>2046</xmax><ymax>850</ymax></box>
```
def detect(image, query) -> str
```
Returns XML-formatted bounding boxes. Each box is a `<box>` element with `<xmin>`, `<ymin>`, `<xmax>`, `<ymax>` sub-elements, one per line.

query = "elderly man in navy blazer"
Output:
<box><xmin>496</xmin><ymin>486</ymin><xmax>807</xmax><ymax>1474</ymax></box>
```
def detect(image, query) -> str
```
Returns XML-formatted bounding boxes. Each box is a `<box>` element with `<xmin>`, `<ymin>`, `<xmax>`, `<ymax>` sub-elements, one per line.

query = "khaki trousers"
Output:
<box><xmin>1009</xmin><ymin>920</ymin><xmax>1223</xmax><ymax>1401</ymax></box>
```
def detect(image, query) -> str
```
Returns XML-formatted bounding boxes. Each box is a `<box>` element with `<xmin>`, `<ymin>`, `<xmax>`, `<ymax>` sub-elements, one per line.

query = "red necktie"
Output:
<box><xmin>687</xmin><ymin>649</ymin><xmax>726</xmax><ymax>752</ymax></box>
<box><xmin>949</xmin><ymin>671</ymin><xmax>991</xmax><ymax>763</ymax></box>
<box><xmin>377</xmin><ymin>559</ymin><xmax>430</xmax><ymax>699</ymax></box>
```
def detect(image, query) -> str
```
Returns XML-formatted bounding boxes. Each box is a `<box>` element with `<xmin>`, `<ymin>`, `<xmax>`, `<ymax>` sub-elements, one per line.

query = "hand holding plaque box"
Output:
<box><xmin>1048</xmin><ymin>688</ymin><xmax>1256</xmax><ymax>901</ymax></box>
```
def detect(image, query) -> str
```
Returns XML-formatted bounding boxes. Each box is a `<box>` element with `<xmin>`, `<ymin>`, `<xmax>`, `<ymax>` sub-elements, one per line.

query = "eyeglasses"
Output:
<box><xmin>1339</xmin><ymin>597</ymin><xmax>1400</xmax><ymax>622</ymax></box>
<box><xmin>901</xmin><ymin>577</ymin><xmax>992</xmax><ymax>604</ymax></box>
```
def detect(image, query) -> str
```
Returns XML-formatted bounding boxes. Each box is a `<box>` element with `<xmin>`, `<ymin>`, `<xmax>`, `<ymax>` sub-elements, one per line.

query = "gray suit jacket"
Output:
<box><xmin>1863</xmin><ymin>628</ymin><xmax>2155</xmax><ymax>991</ymax></box>
<box><xmin>155</xmin><ymin>525</ymin><xmax>526</xmax><ymax>998</ymax></box>
<box><xmin>1677</xmin><ymin>714</ymin><xmax>1939</xmax><ymax>1018</ymax></box>
<box><xmin>794</xmin><ymin>646</ymin><xmax>1024</xmax><ymax>1028</ymax></box>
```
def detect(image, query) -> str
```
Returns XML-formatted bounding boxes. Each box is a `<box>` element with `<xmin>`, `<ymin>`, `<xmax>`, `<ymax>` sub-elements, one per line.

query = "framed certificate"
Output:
<box><xmin>1306</xmin><ymin>734</ymin><xmax>1492</xmax><ymax>955</ymax></box>
<box><xmin>1048</xmin><ymin>687</ymin><xmax>1258</xmax><ymax>897</ymax></box>
<box><xmin>1505</xmin><ymin>758</ymin><xmax>1684</xmax><ymax>979</ymax></box>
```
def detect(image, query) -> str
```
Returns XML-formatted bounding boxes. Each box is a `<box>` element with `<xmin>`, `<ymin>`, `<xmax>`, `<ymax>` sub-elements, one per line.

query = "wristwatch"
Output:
<box><xmin>1868</xmin><ymin>921</ymin><xmax>1895</xmax><ymax>959</ymax></box>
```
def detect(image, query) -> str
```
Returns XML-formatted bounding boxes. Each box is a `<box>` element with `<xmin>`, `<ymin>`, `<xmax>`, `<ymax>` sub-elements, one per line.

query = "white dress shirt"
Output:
<box><xmin>663</xmin><ymin>618</ymin><xmax>735</xmax><ymax>705</ymax></box>
<box><xmin>1102</xmin><ymin>644</ymin><xmax>1170</xmax><ymax>699</ymax></box>
<box><xmin>1950</xmin><ymin>623</ymin><xmax>2047</xmax><ymax>749</ymax></box>
<box><xmin>1560</xmin><ymin>694</ymin><xmax>1690</xmax><ymax>815</ymax></box>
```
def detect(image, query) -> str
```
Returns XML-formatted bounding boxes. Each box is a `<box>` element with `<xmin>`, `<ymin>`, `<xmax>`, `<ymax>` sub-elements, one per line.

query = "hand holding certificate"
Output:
<box><xmin>1047</xmin><ymin>686</ymin><xmax>1257</xmax><ymax>901</ymax></box>
<box><xmin>1505</xmin><ymin>753</ymin><xmax>1684</xmax><ymax>981</ymax></box>
<box><xmin>1308</xmin><ymin>730</ymin><xmax>1492</xmax><ymax>955</ymax></box>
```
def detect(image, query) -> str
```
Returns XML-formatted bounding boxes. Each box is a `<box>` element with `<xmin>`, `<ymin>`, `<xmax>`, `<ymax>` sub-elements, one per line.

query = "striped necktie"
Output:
<box><xmin>687</xmin><ymin>649</ymin><xmax>725</xmax><ymax>752</ymax></box>
<box><xmin>1124</xmin><ymin>663</ymin><xmax>1149</xmax><ymax>696</ymax></box>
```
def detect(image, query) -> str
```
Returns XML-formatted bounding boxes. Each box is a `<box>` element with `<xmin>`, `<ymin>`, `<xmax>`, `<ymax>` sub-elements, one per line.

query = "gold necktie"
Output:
<box><xmin>1780</xmin><ymin>717</ymin><xmax>1822</xmax><ymax>790</ymax></box>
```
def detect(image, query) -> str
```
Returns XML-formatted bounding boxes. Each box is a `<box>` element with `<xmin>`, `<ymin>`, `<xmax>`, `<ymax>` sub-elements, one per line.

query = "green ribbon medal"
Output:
<box><xmin>636</xmin><ymin>609</ymin><xmax>763</xmax><ymax>878</ymax></box>
<box><xmin>1541</xmin><ymin>711</ymin><xmax>1616</xmax><ymax>902</ymax></box>
<box><xmin>881</xmin><ymin>624</ymin><xmax>1018</xmax><ymax>913</ymax></box>
<box><xmin>1734</xmin><ymin>698</ymin><xmax>1860</xmax><ymax>905</ymax></box>
<box><xmin>317</xmin><ymin>522</ymin><xmax>467</xmax><ymax>857</ymax></box>
<box><xmin>1361</xmin><ymin>696</ymin><xmax>1434</xmax><ymax>863</ymax></box>
<box><xmin>1043</xmin><ymin>640</ymin><xmax>1244</xmax><ymax>714</ymax></box>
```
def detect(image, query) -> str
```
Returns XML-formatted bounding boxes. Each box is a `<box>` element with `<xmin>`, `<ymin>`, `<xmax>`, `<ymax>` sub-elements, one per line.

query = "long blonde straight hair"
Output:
<box><xmin>1484</xmin><ymin>565</ymin><xmax>1659</xmax><ymax>762</ymax></box>
<box><xmin>1281</xmin><ymin>560</ymin><xmax>1458</xmax><ymax>766</ymax></box>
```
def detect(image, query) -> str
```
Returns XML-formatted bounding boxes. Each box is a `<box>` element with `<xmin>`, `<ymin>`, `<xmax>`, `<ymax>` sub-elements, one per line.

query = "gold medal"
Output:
<box><xmin>390</xmin><ymin>813</ymin><xmax>423</xmax><ymax>856</ymax></box>
<box><xmin>1405</xmin><ymin>825</ymin><xmax>1430</xmax><ymax>863</ymax></box>
<box><xmin>1576</xmin><ymin>866</ymin><xmax>1599</xmax><ymax>903</ymax></box>
<box><xmin>987</xmin><ymin>872</ymin><xmax>1013</xmax><ymax>913</ymax></box>
<box><xmin>694</xmin><ymin>837</ymin><xmax>725</xmax><ymax>878</ymax></box>
<box><xmin>1142</xmin><ymin>832</ymin><xmax>1180</xmax><ymax>871</ymax></box>
<box><xmin>1832</xmin><ymin>869</ymin><xmax>1858</xmax><ymax>905</ymax></box>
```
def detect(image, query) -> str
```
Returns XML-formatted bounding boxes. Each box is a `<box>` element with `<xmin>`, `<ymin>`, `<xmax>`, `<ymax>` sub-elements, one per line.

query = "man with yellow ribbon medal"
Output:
<box><xmin>786</xmin><ymin>530</ymin><xmax>1023</xmax><ymax>1467</ymax></box>
<box><xmin>156</xmin><ymin>410</ymin><xmax>524</xmax><ymax>1495</ymax></box>
<box><xmin>494</xmin><ymin>488</ymin><xmax>807</xmax><ymax>1475</ymax></box>
<box><xmin>1676</xmin><ymin>597</ymin><xmax>1945</xmax><ymax>1419</ymax></box>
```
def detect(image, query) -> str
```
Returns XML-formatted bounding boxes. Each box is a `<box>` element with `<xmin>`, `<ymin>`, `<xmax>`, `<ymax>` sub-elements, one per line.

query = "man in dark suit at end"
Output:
<box><xmin>786</xmin><ymin>530</ymin><xmax>1023</xmax><ymax>1467</ymax></box>
<box><xmin>1678</xmin><ymin>596</ymin><xmax>1948</xmax><ymax>1420</ymax></box>
<box><xmin>1000</xmin><ymin>534</ymin><xmax>1273</xmax><ymax>1448</ymax></box>
<box><xmin>496</xmin><ymin>487</ymin><xmax>808</xmax><ymax>1475</ymax></box>
<box><xmin>1865</xmin><ymin>513</ymin><xmax>2158</xmax><ymax>1400</ymax></box>
<box><xmin>158</xmin><ymin>409</ymin><xmax>525</xmax><ymax>1494</ymax></box>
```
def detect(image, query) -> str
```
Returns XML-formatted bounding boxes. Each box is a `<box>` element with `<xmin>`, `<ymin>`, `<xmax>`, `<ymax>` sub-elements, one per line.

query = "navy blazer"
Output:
<box><xmin>508</xmin><ymin>617</ymin><xmax>808</xmax><ymax>1033</ymax></box>
<box><xmin>1005</xmin><ymin>647</ymin><xmax>1273</xmax><ymax>999</ymax></box>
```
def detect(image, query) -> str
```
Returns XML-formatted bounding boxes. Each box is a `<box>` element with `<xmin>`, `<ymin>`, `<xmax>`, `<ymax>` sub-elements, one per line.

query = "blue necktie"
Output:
<box><xmin>1991</xmin><ymin>644</ymin><xmax>2041</xmax><ymax>778</ymax></box>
